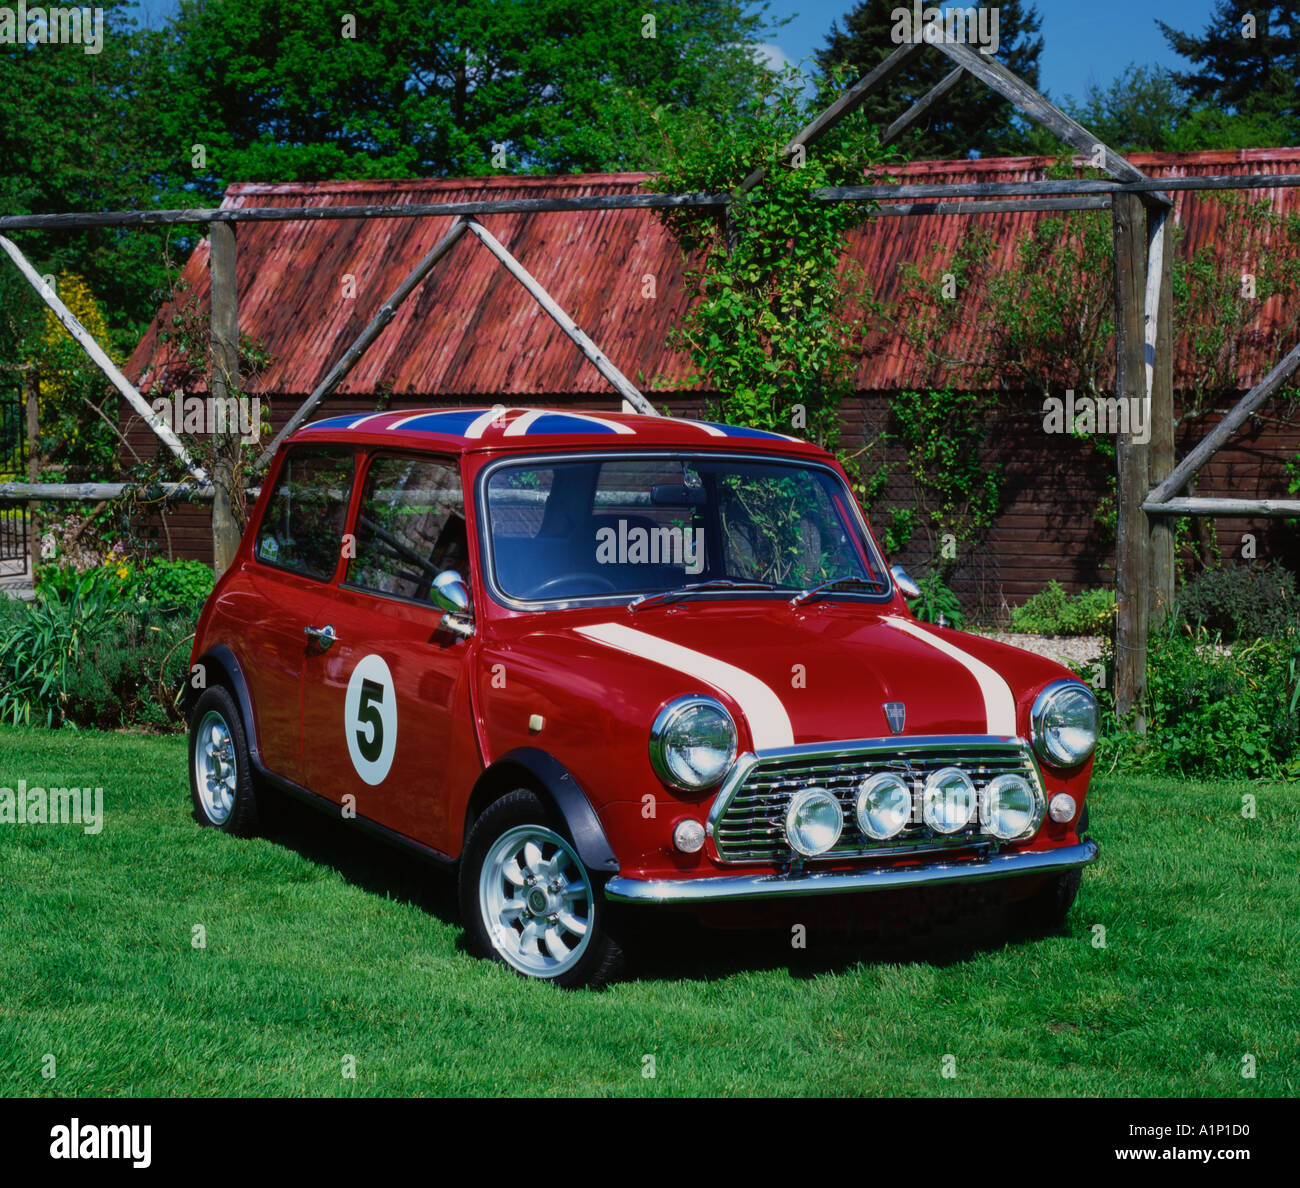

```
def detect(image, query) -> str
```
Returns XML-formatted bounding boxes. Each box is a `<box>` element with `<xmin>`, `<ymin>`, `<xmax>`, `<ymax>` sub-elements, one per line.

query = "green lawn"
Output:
<box><xmin>0</xmin><ymin>725</ymin><xmax>1296</xmax><ymax>1097</ymax></box>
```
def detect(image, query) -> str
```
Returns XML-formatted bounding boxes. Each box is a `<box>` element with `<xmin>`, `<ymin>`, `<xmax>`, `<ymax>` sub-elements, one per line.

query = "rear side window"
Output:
<box><xmin>346</xmin><ymin>455</ymin><xmax>465</xmax><ymax>602</ymax></box>
<box><xmin>254</xmin><ymin>446</ymin><xmax>356</xmax><ymax>581</ymax></box>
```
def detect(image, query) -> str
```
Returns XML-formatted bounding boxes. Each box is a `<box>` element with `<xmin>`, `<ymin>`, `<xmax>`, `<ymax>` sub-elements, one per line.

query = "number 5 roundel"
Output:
<box><xmin>345</xmin><ymin>654</ymin><xmax>397</xmax><ymax>785</ymax></box>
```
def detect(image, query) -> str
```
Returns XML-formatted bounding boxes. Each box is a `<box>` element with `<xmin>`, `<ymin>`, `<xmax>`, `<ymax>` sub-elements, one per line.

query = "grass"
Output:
<box><xmin>0</xmin><ymin>724</ymin><xmax>1296</xmax><ymax>1097</ymax></box>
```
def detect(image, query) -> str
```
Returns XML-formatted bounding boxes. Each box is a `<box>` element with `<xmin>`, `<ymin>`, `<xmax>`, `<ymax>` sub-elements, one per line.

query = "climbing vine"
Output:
<box><xmin>649</xmin><ymin>66</ymin><xmax>895</xmax><ymax>456</ymax></box>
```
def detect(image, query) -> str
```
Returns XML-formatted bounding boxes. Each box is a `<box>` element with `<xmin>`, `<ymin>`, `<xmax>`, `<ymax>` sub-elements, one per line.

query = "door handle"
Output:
<box><xmin>304</xmin><ymin>623</ymin><xmax>338</xmax><ymax>650</ymax></box>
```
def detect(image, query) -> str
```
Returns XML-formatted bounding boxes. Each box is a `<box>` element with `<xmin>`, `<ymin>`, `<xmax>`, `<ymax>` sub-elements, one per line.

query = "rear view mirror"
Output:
<box><xmin>651</xmin><ymin>483</ymin><xmax>708</xmax><ymax>506</ymax></box>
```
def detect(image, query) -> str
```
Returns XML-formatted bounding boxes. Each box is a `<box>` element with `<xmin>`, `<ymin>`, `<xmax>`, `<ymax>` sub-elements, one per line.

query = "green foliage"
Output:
<box><xmin>1158</xmin><ymin>1</ymin><xmax>1300</xmax><ymax>140</ymax></box>
<box><xmin>651</xmin><ymin>65</ymin><xmax>893</xmax><ymax>450</ymax></box>
<box><xmin>0</xmin><ymin>584</ymin><xmax>196</xmax><ymax>730</ymax></box>
<box><xmin>163</xmin><ymin>0</ymin><xmax>773</xmax><ymax>191</ymax></box>
<box><xmin>1011</xmin><ymin>581</ymin><xmax>1116</xmax><ymax>636</ymax></box>
<box><xmin>35</xmin><ymin>558</ymin><xmax>214</xmax><ymax>612</ymax></box>
<box><xmin>887</xmin><ymin>387</ymin><xmax>1001</xmax><ymax>562</ymax></box>
<box><xmin>815</xmin><ymin>0</ymin><xmax>1045</xmax><ymax>158</ymax></box>
<box><xmin>907</xmin><ymin>572</ymin><xmax>965</xmax><ymax>629</ymax></box>
<box><xmin>1096</xmin><ymin>621</ymin><xmax>1300</xmax><ymax>780</ymax></box>
<box><xmin>0</xmin><ymin>581</ymin><xmax>126</xmax><ymax>727</ymax></box>
<box><xmin>1175</xmin><ymin>561</ymin><xmax>1298</xmax><ymax>642</ymax></box>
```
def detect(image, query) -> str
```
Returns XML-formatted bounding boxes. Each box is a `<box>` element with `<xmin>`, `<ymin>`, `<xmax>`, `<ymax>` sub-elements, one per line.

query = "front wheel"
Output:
<box><xmin>459</xmin><ymin>790</ymin><xmax>623</xmax><ymax>988</ymax></box>
<box><xmin>188</xmin><ymin>686</ymin><xmax>260</xmax><ymax>837</ymax></box>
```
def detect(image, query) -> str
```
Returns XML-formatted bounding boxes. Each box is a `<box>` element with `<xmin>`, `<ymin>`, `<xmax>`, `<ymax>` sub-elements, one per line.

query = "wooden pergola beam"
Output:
<box><xmin>462</xmin><ymin>218</ymin><xmax>657</xmax><ymax>416</ymax></box>
<box><xmin>881</xmin><ymin>67</ymin><xmax>965</xmax><ymax>145</ymax></box>
<box><xmin>1145</xmin><ymin>497</ymin><xmax>1300</xmax><ymax>517</ymax></box>
<box><xmin>1147</xmin><ymin>337</ymin><xmax>1300</xmax><ymax>506</ymax></box>
<box><xmin>1112</xmin><ymin>191</ymin><xmax>1150</xmax><ymax>729</ymax></box>
<box><xmin>0</xmin><ymin>234</ymin><xmax>207</xmax><ymax>482</ymax></box>
<box><xmin>736</xmin><ymin>40</ymin><xmax>925</xmax><ymax>195</ymax></box>
<box><xmin>929</xmin><ymin>40</ymin><xmax>1170</xmax><ymax>206</ymax></box>
<box><xmin>254</xmin><ymin>218</ymin><xmax>472</xmax><ymax>471</ymax></box>
<box><xmin>3</xmin><ymin>174</ymin><xmax>1299</xmax><ymax>234</ymax></box>
<box><xmin>874</xmin><ymin>196</ymin><xmax>1109</xmax><ymax>216</ymax></box>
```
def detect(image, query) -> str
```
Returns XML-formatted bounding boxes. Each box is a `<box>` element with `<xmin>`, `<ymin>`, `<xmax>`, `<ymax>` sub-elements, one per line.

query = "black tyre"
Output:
<box><xmin>459</xmin><ymin>789</ymin><xmax>623</xmax><ymax>989</ymax></box>
<box><xmin>188</xmin><ymin>686</ymin><xmax>260</xmax><ymax>837</ymax></box>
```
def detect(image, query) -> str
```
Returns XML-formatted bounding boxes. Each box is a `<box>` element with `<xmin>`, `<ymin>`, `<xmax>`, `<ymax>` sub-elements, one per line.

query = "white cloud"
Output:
<box><xmin>752</xmin><ymin>42</ymin><xmax>793</xmax><ymax>74</ymax></box>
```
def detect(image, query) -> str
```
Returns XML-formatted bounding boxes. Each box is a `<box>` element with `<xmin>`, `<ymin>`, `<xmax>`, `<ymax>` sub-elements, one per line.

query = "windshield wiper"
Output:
<box><xmin>790</xmin><ymin>575</ymin><xmax>887</xmax><ymax>608</ymax></box>
<box><xmin>628</xmin><ymin>579</ymin><xmax>776</xmax><ymax>612</ymax></box>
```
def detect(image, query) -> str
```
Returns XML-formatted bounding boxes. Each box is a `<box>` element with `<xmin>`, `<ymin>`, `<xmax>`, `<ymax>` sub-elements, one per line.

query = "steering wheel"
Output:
<box><xmin>523</xmin><ymin>571</ymin><xmax>618</xmax><ymax>599</ymax></box>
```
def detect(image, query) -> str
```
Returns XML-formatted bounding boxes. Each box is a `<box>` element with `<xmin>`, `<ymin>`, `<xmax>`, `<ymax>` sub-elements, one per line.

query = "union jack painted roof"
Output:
<box><xmin>294</xmin><ymin>405</ymin><xmax>814</xmax><ymax>454</ymax></box>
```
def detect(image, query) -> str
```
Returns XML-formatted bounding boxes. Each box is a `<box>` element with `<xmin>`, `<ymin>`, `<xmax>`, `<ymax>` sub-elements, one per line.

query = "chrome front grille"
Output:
<box><xmin>708</xmin><ymin>737</ymin><xmax>1043</xmax><ymax>864</ymax></box>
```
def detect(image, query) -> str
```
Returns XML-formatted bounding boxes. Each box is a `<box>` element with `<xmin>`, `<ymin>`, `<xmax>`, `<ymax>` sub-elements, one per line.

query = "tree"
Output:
<box><xmin>0</xmin><ymin>3</ymin><xmax>187</xmax><ymax>348</ymax></box>
<box><xmin>815</xmin><ymin>0</ymin><xmax>1045</xmax><ymax>158</ymax></box>
<box><xmin>1062</xmin><ymin>64</ymin><xmax>1188</xmax><ymax>154</ymax></box>
<box><xmin>1157</xmin><ymin>1</ymin><xmax>1300</xmax><ymax>136</ymax></box>
<box><xmin>160</xmin><ymin>0</ymin><xmax>775</xmax><ymax>195</ymax></box>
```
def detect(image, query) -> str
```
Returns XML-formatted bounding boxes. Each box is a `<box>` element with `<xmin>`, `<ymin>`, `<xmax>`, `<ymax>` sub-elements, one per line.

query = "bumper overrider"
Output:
<box><xmin>605</xmin><ymin>734</ymin><xmax>1099</xmax><ymax>904</ymax></box>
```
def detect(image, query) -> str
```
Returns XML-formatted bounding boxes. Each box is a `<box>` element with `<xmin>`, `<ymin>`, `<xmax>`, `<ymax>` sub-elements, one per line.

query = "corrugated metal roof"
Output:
<box><xmin>125</xmin><ymin>149</ymin><xmax>1300</xmax><ymax>398</ymax></box>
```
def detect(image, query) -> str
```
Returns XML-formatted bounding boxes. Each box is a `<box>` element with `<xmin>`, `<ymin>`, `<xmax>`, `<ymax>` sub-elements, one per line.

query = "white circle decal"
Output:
<box><xmin>344</xmin><ymin>654</ymin><xmax>397</xmax><ymax>785</ymax></box>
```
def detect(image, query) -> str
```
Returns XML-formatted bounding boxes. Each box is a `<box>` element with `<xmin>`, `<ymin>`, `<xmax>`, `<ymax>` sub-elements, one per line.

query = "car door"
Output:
<box><xmin>242</xmin><ymin>443</ymin><xmax>358</xmax><ymax>786</ymax></box>
<box><xmin>301</xmin><ymin>451</ymin><xmax>473</xmax><ymax>846</ymax></box>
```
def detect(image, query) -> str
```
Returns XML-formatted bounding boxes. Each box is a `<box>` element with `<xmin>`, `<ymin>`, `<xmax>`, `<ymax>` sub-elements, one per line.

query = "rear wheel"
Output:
<box><xmin>189</xmin><ymin>686</ymin><xmax>260</xmax><ymax>837</ymax></box>
<box><xmin>459</xmin><ymin>789</ymin><xmax>623</xmax><ymax>988</ymax></box>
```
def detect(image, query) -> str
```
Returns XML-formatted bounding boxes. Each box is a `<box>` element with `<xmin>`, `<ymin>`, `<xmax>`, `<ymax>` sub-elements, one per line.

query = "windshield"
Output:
<box><xmin>482</xmin><ymin>454</ymin><xmax>889</xmax><ymax>604</ymax></box>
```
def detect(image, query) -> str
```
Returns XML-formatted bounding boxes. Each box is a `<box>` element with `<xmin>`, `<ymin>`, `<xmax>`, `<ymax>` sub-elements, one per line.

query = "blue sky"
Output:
<box><xmin>755</xmin><ymin>0</ymin><xmax>1219</xmax><ymax>105</ymax></box>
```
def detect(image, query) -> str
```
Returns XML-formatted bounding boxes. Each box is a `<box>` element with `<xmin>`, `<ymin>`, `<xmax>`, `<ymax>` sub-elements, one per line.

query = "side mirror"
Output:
<box><xmin>432</xmin><ymin>570</ymin><xmax>473</xmax><ymax>637</ymax></box>
<box><xmin>432</xmin><ymin>569</ymin><xmax>471</xmax><ymax>614</ymax></box>
<box><xmin>890</xmin><ymin>565</ymin><xmax>921</xmax><ymax>600</ymax></box>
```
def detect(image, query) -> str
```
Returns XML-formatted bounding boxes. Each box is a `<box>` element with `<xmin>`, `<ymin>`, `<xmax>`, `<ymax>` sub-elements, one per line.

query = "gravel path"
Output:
<box><xmin>977</xmin><ymin>631</ymin><xmax>1104</xmax><ymax>672</ymax></box>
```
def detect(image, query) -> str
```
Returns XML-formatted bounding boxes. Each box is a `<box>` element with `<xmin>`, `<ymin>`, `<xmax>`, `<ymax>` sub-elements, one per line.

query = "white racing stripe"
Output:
<box><xmin>574</xmin><ymin>622</ymin><xmax>794</xmax><ymax>748</ymax></box>
<box><xmin>503</xmin><ymin>409</ymin><xmax>545</xmax><ymax>436</ymax></box>
<box><xmin>882</xmin><ymin>615</ymin><xmax>1017</xmax><ymax>735</ymax></box>
<box><xmin>466</xmin><ymin>407</ymin><xmax>516</xmax><ymax>438</ymax></box>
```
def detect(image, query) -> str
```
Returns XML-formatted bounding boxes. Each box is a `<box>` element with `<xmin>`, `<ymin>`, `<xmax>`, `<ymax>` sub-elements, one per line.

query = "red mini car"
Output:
<box><xmin>187</xmin><ymin>406</ymin><xmax>1100</xmax><ymax>987</ymax></box>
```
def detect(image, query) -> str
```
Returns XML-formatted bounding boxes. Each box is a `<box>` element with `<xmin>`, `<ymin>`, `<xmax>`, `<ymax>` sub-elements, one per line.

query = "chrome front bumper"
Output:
<box><xmin>604</xmin><ymin>840</ymin><xmax>1099</xmax><ymax>904</ymax></box>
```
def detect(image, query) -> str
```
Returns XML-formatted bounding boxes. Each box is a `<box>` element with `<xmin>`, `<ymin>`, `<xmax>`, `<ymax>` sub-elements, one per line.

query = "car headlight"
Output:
<box><xmin>922</xmin><ymin>766</ymin><xmax>977</xmax><ymax>834</ymax></box>
<box><xmin>784</xmin><ymin>788</ymin><xmax>844</xmax><ymax>856</ymax></box>
<box><xmin>1031</xmin><ymin>680</ymin><xmax>1099</xmax><ymax>769</ymax></box>
<box><xmin>980</xmin><ymin>773</ymin><xmax>1044</xmax><ymax>841</ymax></box>
<box><xmin>649</xmin><ymin>695</ymin><xmax>737</xmax><ymax>791</ymax></box>
<box><xmin>855</xmin><ymin>772</ymin><xmax>913</xmax><ymax>840</ymax></box>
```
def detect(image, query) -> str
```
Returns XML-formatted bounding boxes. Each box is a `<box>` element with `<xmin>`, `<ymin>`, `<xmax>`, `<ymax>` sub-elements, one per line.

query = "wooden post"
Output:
<box><xmin>1113</xmin><ymin>192</ymin><xmax>1150</xmax><ymax>730</ymax></box>
<box><xmin>24</xmin><ymin>369</ymin><xmax>40</xmax><ymax>580</ymax></box>
<box><xmin>208</xmin><ymin>221</ymin><xmax>240</xmax><ymax>574</ymax></box>
<box><xmin>1147</xmin><ymin>210</ymin><xmax>1175</xmax><ymax>623</ymax></box>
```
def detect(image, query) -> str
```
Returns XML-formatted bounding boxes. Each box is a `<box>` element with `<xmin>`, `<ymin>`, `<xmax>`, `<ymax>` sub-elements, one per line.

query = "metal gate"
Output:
<box><xmin>0</xmin><ymin>388</ymin><xmax>29</xmax><ymax>563</ymax></box>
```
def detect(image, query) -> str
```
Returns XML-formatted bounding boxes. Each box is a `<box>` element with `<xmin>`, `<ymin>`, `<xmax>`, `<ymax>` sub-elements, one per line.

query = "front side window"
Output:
<box><xmin>346</xmin><ymin>455</ymin><xmax>466</xmax><ymax>602</ymax></box>
<box><xmin>254</xmin><ymin>445</ymin><xmax>355</xmax><ymax>581</ymax></box>
<box><xmin>483</xmin><ymin>454</ymin><xmax>886</xmax><ymax>603</ymax></box>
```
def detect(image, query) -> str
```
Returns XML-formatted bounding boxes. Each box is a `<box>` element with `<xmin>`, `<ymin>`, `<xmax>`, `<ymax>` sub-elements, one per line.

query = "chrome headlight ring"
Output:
<box><xmin>649</xmin><ymin>694</ymin><xmax>738</xmax><ymax>792</ymax></box>
<box><xmin>1031</xmin><ymin>679</ymin><xmax>1100</xmax><ymax>770</ymax></box>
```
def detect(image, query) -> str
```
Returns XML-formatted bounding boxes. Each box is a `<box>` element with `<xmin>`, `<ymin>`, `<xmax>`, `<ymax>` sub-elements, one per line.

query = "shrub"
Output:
<box><xmin>1011</xmin><ymin>580</ymin><xmax>1115</xmax><ymax>636</ymax></box>
<box><xmin>0</xmin><ymin>582</ymin><xmax>198</xmax><ymax>731</ymax></box>
<box><xmin>1175</xmin><ymin>561</ymin><xmax>1297</xmax><ymax>641</ymax></box>
<box><xmin>1095</xmin><ymin>619</ymin><xmax>1300</xmax><ymax>780</ymax></box>
<box><xmin>35</xmin><ymin>557</ymin><xmax>214</xmax><ymax>613</ymax></box>
<box><xmin>0</xmin><ymin>580</ymin><xmax>126</xmax><ymax>726</ymax></box>
<box><xmin>908</xmin><ymin>572</ymin><xmax>965</xmax><ymax>629</ymax></box>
